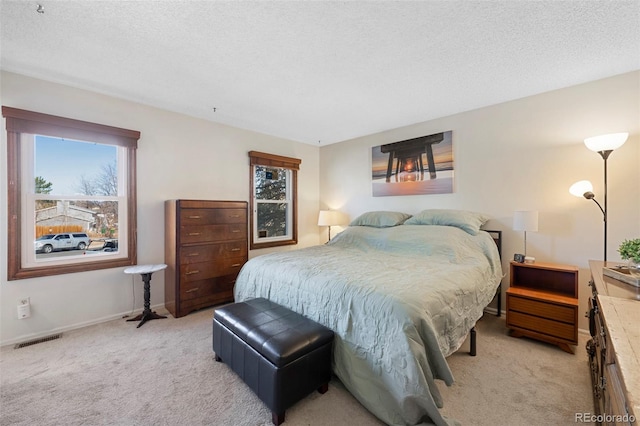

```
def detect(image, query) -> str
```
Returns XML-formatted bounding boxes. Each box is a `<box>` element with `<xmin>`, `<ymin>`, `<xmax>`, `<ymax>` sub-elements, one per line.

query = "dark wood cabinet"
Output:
<box><xmin>165</xmin><ymin>200</ymin><xmax>248</xmax><ymax>318</ymax></box>
<box><xmin>506</xmin><ymin>261</ymin><xmax>579</xmax><ymax>353</ymax></box>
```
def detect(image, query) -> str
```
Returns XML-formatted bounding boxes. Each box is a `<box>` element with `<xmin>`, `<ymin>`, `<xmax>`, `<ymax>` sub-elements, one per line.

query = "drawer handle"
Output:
<box><xmin>188</xmin><ymin>232</ymin><xmax>201</xmax><ymax>236</ymax></box>
<box><xmin>231</xmin><ymin>230</ymin><xmax>240</xmax><ymax>233</ymax></box>
<box><xmin>230</xmin><ymin>248</ymin><xmax>240</xmax><ymax>252</ymax></box>
<box><xmin>185</xmin><ymin>288</ymin><xmax>199</xmax><ymax>293</ymax></box>
<box><xmin>187</xmin><ymin>253</ymin><xmax>200</xmax><ymax>257</ymax></box>
<box><xmin>188</xmin><ymin>215</ymin><xmax>201</xmax><ymax>219</ymax></box>
<box><xmin>230</xmin><ymin>214</ymin><xmax>240</xmax><ymax>218</ymax></box>
<box><xmin>231</xmin><ymin>263</ymin><xmax>241</xmax><ymax>267</ymax></box>
<box><xmin>186</xmin><ymin>270</ymin><xmax>200</xmax><ymax>275</ymax></box>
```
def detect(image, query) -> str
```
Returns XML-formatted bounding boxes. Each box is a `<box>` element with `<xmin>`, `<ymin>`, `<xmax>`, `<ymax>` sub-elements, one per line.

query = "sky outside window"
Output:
<box><xmin>35</xmin><ymin>135</ymin><xmax>117</xmax><ymax>195</ymax></box>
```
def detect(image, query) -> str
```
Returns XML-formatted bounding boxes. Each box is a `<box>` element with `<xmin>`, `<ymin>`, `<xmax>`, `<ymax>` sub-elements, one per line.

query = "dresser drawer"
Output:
<box><xmin>180</xmin><ymin>241</ymin><xmax>247</xmax><ymax>264</ymax></box>
<box><xmin>180</xmin><ymin>257</ymin><xmax>245</xmax><ymax>282</ymax></box>
<box><xmin>180</xmin><ymin>273</ymin><xmax>238</xmax><ymax>301</ymax></box>
<box><xmin>507</xmin><ymin>311</ymin><xmax>576</xmax><ymax>342</ymax></box>
<box><xmin>508</xmin><ymin>295</ymin><xmax>576</xmax><ymax>324</ymax></box>
<box><xmin>180</xmin><ymin>224</ymin><xmax>247</xmax><ymax>244</ymax></box>
<box><xmin>179</xmin><ymin>290</ymin><xmax>235</xmax><ymax>313</ymax></box>
<box><xmin>180</xmin><ymin>208</ymin><xmax>247</xmax><ymax>226</ymax></box>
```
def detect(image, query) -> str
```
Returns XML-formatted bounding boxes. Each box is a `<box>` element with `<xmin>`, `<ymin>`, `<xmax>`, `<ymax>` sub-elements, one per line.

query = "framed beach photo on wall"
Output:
<box><xmin>371</xmin><ymin>131</ymin><xmax>454</xmax><ymax>197</ymax></box>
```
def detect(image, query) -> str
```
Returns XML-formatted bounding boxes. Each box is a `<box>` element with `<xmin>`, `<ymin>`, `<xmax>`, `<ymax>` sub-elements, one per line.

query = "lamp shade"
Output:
<box><xmin>513</xmin><ymin>210</ymin><xmax>538</xmax><ymax>232</ymax></box>
<box><xmin>584</xmin><ymin>133</ymin><xmax>628</xmax><ymax>152</ymax></box>
<box><xmin>569</xmin><ymin>180</ymin><xmax>593</xmax><ymax>197</ymax></box>
<box><xmin>318</xmin><ymin>210</ymin><xmax>346</xmax><ymax>226</ymax></box>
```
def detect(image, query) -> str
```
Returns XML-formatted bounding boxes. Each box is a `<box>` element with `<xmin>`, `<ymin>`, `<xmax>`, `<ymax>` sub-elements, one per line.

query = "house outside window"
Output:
<box><xmin>248</xmin><ymin>151</ymin><xmax>301</xmax><ymax>249</ymax></box>
<box><xmin>2</xmin><ymin>106</ymin><xmax>139</xmax><ymax>280</ymax></box>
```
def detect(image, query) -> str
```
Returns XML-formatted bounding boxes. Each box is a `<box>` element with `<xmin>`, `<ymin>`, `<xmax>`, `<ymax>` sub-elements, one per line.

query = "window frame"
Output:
<box><xmin>248</xmin><ymin>151</ymin><xmax>300</xmax><ymax>250</ymax></box>
<box><xmin>3</xmin><ymin>106</ymin><xmax>139</xmax><ymax>280</ymax></box>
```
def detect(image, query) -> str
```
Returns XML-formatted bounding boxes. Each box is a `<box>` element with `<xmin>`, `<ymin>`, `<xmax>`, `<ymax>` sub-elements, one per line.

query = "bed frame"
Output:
<box><xmin>468</xmin><ymin>229</ymin><xmax>502</xmax><ymax>356</ymax></box>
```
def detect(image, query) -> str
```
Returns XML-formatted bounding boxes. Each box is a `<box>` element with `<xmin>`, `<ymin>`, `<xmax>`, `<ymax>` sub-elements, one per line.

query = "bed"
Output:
<box><xmin>234</xmin><ymin>210</ymin><xmax>503</xmax><ymax>426</ymax></box>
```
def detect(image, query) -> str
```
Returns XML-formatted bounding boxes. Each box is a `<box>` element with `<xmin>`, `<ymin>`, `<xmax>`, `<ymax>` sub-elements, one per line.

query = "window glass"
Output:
<box><xmin>256</xmin><ymin>202</ymin><xmax>289</xmax><ymax>239</ymax></box>
<box><xmin>255</xmin><ymin>166</ymin><xmax>287</xmax><ymax>201</ymax></box>
<box><xmin>31</xmin><ymin>136</ymin><xmax>123</xmax><ymax>261</ymax></box>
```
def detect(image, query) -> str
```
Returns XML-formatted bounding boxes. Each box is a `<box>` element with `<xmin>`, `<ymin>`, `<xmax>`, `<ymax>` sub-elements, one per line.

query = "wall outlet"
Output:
<box><xmin>18</xmin><ymin>297</ymin><xmax>31</xmax><ymax>319</ymax></box>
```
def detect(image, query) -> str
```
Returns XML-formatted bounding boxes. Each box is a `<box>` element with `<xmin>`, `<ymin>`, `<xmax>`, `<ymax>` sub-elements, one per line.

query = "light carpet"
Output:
<box><xmin>0</xmin><ymin>307</ymin><xmax>594</xmax><ymax>426</ymax></box>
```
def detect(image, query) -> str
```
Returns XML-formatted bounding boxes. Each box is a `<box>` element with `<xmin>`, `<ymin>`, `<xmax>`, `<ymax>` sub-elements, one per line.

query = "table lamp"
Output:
<box><xmin>513</xmin><ymin>210</ymin><xmax>538</xmax><ymax>262</ymax></box>
<box><xmin>318</xmin><ymin>210</ymin><xmax>346</xmax><ymax>241</ymax></box>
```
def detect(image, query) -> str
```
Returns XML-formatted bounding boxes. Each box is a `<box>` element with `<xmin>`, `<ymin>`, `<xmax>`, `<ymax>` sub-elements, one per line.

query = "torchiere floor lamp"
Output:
<box><xmin>569</xmin><ymin>132</ymin><xmax>628</xmax><ymax>261</ymax></box>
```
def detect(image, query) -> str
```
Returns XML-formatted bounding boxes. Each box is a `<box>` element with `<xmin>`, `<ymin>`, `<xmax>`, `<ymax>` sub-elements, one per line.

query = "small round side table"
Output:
<box><xmin>123</xmin><ymin>264</ymin><xmax>168</xmax><ymax>328</ymax></box>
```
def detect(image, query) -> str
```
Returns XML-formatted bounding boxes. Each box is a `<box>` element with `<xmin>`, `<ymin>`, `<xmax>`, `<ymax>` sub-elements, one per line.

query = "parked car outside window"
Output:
<box><xmin>35</xmin><ymin>233</ymin><xmax>91</xmax><ymax>253</ymax></box>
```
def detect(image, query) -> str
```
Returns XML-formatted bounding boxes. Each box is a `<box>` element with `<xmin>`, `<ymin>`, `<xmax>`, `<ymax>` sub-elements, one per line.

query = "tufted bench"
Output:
<box><xmin>212</xmin><ymin>298</ymin><xmax>334</xmax><ymax>425</ymax></box>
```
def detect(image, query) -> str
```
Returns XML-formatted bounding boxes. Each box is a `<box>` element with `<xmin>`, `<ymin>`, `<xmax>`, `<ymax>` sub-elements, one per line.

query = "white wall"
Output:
<box><xmin>0</xmin><ymin>71</ymin><xmax>321</xmax><ymax>346</ymax></box>
<box><xmin>319</xmin><ymin>71</ymin><xmax>640</xmax><ymax>331</ymax></box>
<box><xmin>2</xmin><ymin>71</ymin><xmax>637</xmax><ymax>344</ymax></box>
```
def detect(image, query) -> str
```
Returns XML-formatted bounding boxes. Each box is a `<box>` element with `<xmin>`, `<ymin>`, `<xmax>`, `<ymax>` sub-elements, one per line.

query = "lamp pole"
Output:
<box><xmin>600</xmin><ymin>150</ymin><xmax>612</xmax><ymax>262</ymax></box>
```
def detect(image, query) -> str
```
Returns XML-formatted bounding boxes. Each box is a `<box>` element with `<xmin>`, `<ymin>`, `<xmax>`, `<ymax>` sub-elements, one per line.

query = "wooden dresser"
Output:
<box><xmin>586</xmin><ymin>260</ymin><xmax>639</xmax><ymax>425</ymax></box>
<box><xmin>164</xmin><ymin>200</ymin><xmax>248</xmax><ymax>318</ymax></box>
<box><xmin>506</xmin><ymin>261</ymin><xmax>579</xmax><ymax>353</ymax></box>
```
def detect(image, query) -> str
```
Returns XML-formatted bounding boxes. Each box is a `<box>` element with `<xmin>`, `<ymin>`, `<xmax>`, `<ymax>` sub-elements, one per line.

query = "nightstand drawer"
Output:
<box><xmin>507</xmin><ymin>311</ymin><xmax>576</xmax><ymax>342</ymax></box>
<box><xmin>508</xmin><ymin>295</ymin><xmax>576</xmax><ymax>324</ymax></box>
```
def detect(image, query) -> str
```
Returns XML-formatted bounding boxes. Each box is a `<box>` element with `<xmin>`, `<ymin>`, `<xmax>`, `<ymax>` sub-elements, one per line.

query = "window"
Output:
<box><xmin>248</xmin><ymin>151</ymin><xmax>301</xmax><ymax>249</ymax></box>
<box><xmin>3</xmin><ymin>106</ymin><xmax>139</xmax><ymax>280</ymax></box>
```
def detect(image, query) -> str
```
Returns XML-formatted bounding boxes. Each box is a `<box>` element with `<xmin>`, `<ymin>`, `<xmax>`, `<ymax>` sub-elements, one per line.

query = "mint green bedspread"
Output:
<box><xmin>234</xmin><ymin>225</ymin><xmax>503</xmax><ymax>425</ymax></box>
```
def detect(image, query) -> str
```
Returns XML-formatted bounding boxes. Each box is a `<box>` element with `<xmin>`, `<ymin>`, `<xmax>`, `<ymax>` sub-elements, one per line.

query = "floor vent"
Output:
<box><xmin>14</xmin><ymin>333</ymin><xmax>62</xmax><ymax>349</ymax></box>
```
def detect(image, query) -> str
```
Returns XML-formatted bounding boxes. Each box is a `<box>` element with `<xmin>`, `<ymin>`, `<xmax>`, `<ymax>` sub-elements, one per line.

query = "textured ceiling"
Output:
<box><xmin>1</xmin><ymin>1</ymin><xmax>639</xmax><ymax>145</ymax></box>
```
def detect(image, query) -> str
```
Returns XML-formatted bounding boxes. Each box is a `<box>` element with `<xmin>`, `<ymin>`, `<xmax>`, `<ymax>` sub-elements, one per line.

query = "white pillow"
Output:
<box><xmin>404</xmin><ymin>209</ymin><xmax>489</xmax><ymax>235</ymax></box>
<box><xmin>349</xmin><ymin>211</ymin><xmax>412</xmax><ymax>228</ymax></box>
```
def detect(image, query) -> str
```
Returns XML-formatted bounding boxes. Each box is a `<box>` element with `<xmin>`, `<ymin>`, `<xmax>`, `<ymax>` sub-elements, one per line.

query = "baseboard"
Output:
<box><xmin>0</xmin><ymin>303</ymin><xmax>168</xmax><ymax>348</ymax></box>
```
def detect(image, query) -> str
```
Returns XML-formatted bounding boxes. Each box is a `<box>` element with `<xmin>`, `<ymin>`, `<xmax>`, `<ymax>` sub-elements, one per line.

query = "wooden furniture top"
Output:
<box><xmin>171</xmin><ymin>199</ymin><xmax>248</xmax><ymax>210</ymax></box>
<box><xmin>509</xmin><ymin>260</ymin><xmax>578</xmax><ymax>272</ymax></box>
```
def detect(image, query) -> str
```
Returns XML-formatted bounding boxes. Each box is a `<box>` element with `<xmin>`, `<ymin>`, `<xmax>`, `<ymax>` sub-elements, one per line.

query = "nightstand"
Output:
<box><xmin>506</xmin><ymin>261</ymin><xmax>579</xmax><ymax>354</ymax></box>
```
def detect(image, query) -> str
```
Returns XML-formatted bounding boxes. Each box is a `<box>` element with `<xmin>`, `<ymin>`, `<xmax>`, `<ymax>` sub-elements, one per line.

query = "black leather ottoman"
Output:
<box><xmin>212</xmin><ymin>298</ymin><xmax>334</xmax><ymax>425</ymax></box>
